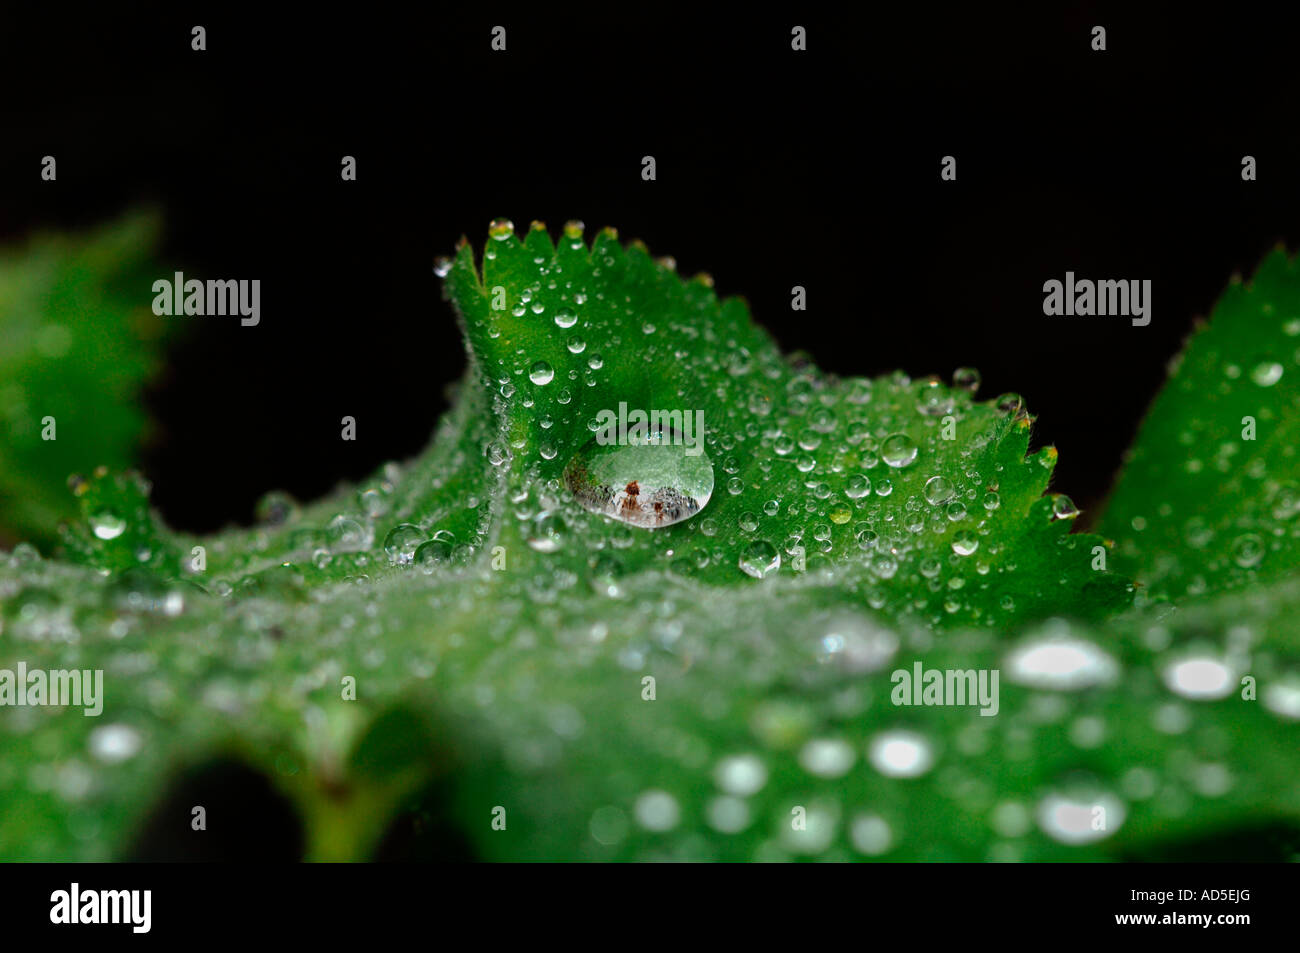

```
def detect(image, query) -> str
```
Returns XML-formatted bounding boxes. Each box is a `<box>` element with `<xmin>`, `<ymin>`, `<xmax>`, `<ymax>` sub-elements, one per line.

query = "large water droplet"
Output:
<box><xmin>564</xmin><ymin>429</ymin><xmax>713</xmax><ymax>529</ymax></box>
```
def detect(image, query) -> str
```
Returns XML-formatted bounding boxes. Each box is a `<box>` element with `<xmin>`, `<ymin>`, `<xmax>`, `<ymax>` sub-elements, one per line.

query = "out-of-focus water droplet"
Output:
<box><xmin>867</xmin><ymin>730</ymin><xmax>934</xmax><ymax>778</ymax></box>
<box><xmin>256</xmin><ymin>490</ymin><xmax>298</xmax><ymax>526</ymax></box>
<box><xmin>88</xmin><ymin>724</ymin><xmax>142</xmax><ymax>763</ymax></box>
<box><xmin>1036</xmin><ymin>790</ymin><xmax>1125</xmax><ymax>845</ymax></box>
<box><xmin>739</xmin><ymin>540</ymin><xmax>780</xmax><ymax>579</ymax></box>
<box><xmin>1163</xmin><ymin>655</ymin><xmax>1234</xmax><ymax>700</ymax></box>
<box><xmin>383</xmin><ymin>523</ymin><xmax>424</xmax><ymax>565</ymax></box>
<box><xmin>712</xmin><ymin>756</ymin><xmax>767</xmax><ymax>802</ymax></box>
<box><xmin>433</xmin><ymin>256</ymin><xmax>453</xmax><ymax>278</ymax></box>
<box><xmin>633</xmin><ymin>789</ymin><xmax>680</xmax><ymax>831</ymax></box>
<box><xmin>1231</xmin><ymin>533</ymin><xmax>1264</xmax><ymax>568</ymax></box>
<box><xmin>996</xmin><ymin>393</ymin><xmax>1025</xmax><ymax>418</ymax></box>
<box><xmin>529</xmin><ymin>361</ymin><xmax>554</xmax><ymax>385</ymax></box>
<box><xmin>952</xmin><ymin>367</ymin><xmax>981</xmax><ymax>393</ymax></box>
<box><xmin>849</xmin><ymin>813</ymin><xmax>893</xmax><ymax>855</ymax></box>
<box><xmin>1251</xmin><ymin>360</ymin><xmax>1284</xmax><ymax>387</ymax></box>
<box><xmin>799</xmin><ymin>738</ymin><xmax>856</xmax><ymax>778</ymax></box>
<box><xmin>564</xmin><ymin>429</ymin><xmax>713</xmax><ymax>529</ymax></box>
<box><xmin>527</xmin><ymin>513</ymin><xmax>567</xmax><ymax>553</ymax></box>
<box><xmin>91</xmin><ymin>511</ymin><xmax>126</xmax><ymax>540</ymax></box>
<box><xmin>1005</xmin><ymin>629</ymin><xmax>1119</xmax><ymax>690</ymax></box>
<box><xmin>1262</xmin><ymin>676</ymin><xmax>1300</xmax><ymax>720</ymax></box>
<box><xmin>881</xmin><ymin>433</ymin><xmax>918</xmax><ymax>468</ymax></box>
<box><xmin>1270</xmin><ymin>482</ymin><xmax>1300</xmax><ymax>520</ymax></box>
<box><xmin>706</xmin><ymin>796</ymin><xmax>751</xmax><ymax>834</ymax></box>
<box><xmin>589</xmin><ymin>805</ymin><xmax>628</xmax><ymax>845</ymax></box>
<box><xmin>814</xmin><ymin>611</ymin><xmax>899</xmax><ymax>673</ymax></box>
<box><xmin>326</xmin><ymin>515</ymin><xmax>371</xmax><ymax>552</ymax></box>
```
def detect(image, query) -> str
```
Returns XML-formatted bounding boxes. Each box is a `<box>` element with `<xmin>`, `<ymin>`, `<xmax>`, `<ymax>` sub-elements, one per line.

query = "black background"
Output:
<box><xmin>4</xmin><ymin>4</ymin><xmax>1299</xmax><ymax>533</ymax></box>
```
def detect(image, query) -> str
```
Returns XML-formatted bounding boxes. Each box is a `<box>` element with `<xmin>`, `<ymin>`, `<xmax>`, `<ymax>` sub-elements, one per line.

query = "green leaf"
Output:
<box><xmin>1097</xmin><ymin>248</ymin><xmax>1300</xmax><ymax>601</ymax></box>
<box><xmin>0</xmin><ymin>213</ymin><xmax>170</xmax><ymax>549</ymax></box>
<box><xmin>16</xmin><ymin>221</ymin><xmax>1300</xmax><ymax>865</ymax></box>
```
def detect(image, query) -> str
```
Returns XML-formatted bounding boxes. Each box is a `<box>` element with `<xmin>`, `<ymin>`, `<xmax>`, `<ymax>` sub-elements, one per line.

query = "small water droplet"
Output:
<box><xmin>414</xmin><ymin>537</ymin><xmax>453</xmax><ymax>572</ymax></box>
<box><xmin>1051</xmin><ymin>495</ymin><xmax>1079</xmax><ymax>520</ymax></box>
<box><xmin>527</xmin><ymin>513</ymin><xmax>567</xmax><ymax>553</ymax></box>
<box><xmin>383</xmin><ymin>523</ymin><xmax>425</xmax><ymax>565</ymax></box>
<box><xmin>738</xmin><ymin>540</ymin><xmax>780</xmax><ymax>579</ymax></box>
<box><xmin>488</xmin><ymin>218</ymin><xmax>514</xmax><ymax>240</ymax></box>
<box><xmin>529</xmin><ymin>361</ymin><xmax>555</xmax><ymax>385</ymax></box>
<box><xmin>1231</xmin><ymin>533</ymin><xmax>1264</xmax><ymax>568</ymax></box>
<box><xmin>952</xmin><ymin>367</ymin><xmax>981</xmax><ymax>393</ymax></box>
<box><xmin>881</xmin><ymin>433</ymin><xmax>918</xmax><ymax>468</ymax></box>
<box><xmin>90</xmin><ymin>511</ymin><xmax>126</xmax><ymax>541</ymax></box>
<box><xmin>845</xmin><ymin>474</ymin><xmax>871</xmax><ymax>499</ymax></box>
<box><xmin>924</xmin><ymin>475</ymin><xmax>954</xmax><ymax>505</ymax></box>
<box><xmin>554</xmin><ymin>309</ymin><xmax>578</xmax><ymax>329</ymax></box>
<box><xmin>951</xmin><ymin>530</ymin><xmax>979</xmax><ymax>556</ymax></box>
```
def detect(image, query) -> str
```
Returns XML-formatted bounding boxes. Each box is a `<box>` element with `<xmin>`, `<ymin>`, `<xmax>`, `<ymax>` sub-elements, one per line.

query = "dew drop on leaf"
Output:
<box><xmin>529</xmin><ymin>361</ymin><xmax>554</xmax><ymax>386</ymax></box>
<box><xmin>563</xmin><ymin>429</ymin><xmax>714</xmax><ymax>529</ymax></box>
<box><xmin>880</xmin><ymin>433</ymin><xmax>918</xmax><ymax>468</ymax></box>
<box><xmin>738</xmin><ymin>540</ymin><xmax>780</xmax><ymax>579</ymax></box>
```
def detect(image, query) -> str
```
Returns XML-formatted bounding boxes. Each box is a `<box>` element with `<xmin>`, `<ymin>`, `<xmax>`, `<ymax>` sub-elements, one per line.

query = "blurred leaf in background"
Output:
<box><xmin>0</xmin><ymin>212</ymin><xmax>169</xmax><ymax>549</ymax></box>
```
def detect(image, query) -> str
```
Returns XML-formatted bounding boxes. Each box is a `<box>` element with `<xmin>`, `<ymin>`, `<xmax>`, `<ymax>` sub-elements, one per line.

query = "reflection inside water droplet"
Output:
<box><xmin>564</xmin><ymin>428</ymin><xmax>713</xmax><ymax>529</ymax></box>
